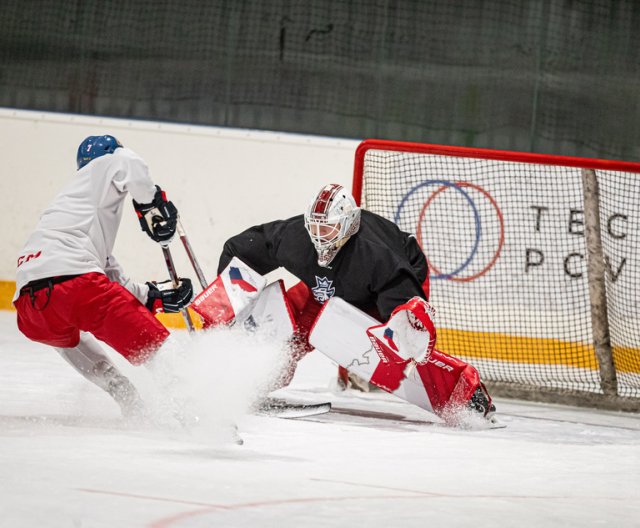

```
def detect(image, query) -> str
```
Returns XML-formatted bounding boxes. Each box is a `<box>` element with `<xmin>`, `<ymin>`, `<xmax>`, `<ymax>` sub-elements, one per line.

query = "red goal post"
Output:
<box><xmin>352</xmin><ymin>139</ymin><xmax>640</xmax><ymax>410</ymax></box>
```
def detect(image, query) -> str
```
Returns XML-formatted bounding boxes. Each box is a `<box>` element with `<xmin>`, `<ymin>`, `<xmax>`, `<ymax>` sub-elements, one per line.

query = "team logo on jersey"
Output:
<box><xmin>312</xmin><ymin>276</ymin><xmax>335</xmax><ymax>303</ymax></box>
<box><xmin>17</xmin><ymin>250</ymin><xmax>42</xmax><ymax>268</ymax></box>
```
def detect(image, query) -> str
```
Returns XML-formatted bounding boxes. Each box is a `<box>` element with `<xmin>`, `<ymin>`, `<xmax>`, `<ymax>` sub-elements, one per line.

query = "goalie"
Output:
<box><xmin>198</xmin><ymin>183</ymin><xmax>495</xmax><ymax>422</ymax></box>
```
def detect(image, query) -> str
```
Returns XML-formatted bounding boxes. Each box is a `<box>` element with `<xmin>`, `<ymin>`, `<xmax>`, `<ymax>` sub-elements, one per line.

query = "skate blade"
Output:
<box><xmin>487</xmin><ymin>413</ymin><xmax>507</xmax><ymax>429</ymax></box>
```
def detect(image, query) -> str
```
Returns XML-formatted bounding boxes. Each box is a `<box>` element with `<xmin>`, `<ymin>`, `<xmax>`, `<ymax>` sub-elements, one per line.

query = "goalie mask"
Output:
<box><xmin>304</xmin><ymin>183</ymin><xmax>361</xmax><ymax>267</ymax></box>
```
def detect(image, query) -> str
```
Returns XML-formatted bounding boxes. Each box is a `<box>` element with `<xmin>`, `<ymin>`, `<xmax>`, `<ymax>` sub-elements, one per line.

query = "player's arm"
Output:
<box><xmin>110</xmin><ymin>149</ymin><xmax>178</xmax><ymax>244</ymax></box>
<box><xmin>217</xmin><ymin>221</ymin><xmax>285</xmax><ymax>276</ymax></box>
<box><xmin>403</xmin><ymin>234</ymin><xmax>429</xmax><ymax>284</ymax></box>
<box><xmin>104</xmin><ymin>254</ymin><xmax>149</xmax><ymax>303</ymax></box>
<box><xmin>104</xmin><ymin>254</ymin><xmax>193</xmax><ymax>313</ymax></box>
<box><xmin>373</xmin><ymin>262</ymin><xmax>428</xmax><ymax>322</ymax></box>
<box><xmin>132</xmin><ymin>185</ymin><xmax>178</xmax><ymax>244</ymax></box>
<box><xmin>110</xmin><ymin>149</ymin><xmax>156</xmax><ymax>204</ymax></box>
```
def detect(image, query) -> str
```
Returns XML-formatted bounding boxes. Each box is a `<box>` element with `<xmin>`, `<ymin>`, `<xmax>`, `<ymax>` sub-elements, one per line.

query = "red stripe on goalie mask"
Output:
<box><xmin>312</xmin><ymin>184</ymin><xmax>342</xmax><ymax>216</ymax></box>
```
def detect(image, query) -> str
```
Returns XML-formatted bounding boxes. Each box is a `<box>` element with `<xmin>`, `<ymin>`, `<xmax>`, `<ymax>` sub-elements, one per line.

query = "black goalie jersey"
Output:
<box><xmin>218</xmin><ymin>210</ymin><xmax>429</xmax><ymax>321</ymax></box>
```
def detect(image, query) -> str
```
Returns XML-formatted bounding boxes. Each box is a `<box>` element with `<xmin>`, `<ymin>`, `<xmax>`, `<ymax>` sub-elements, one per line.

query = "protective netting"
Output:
<box><xmin>1</xmin><ymin>1</ymin><xmax>640</xmax><ymax>160</ymax></box>
<box><xmin>357</xmin><ymin>142</ymin><xmax>640</xmax><ymax>398</ymax></box>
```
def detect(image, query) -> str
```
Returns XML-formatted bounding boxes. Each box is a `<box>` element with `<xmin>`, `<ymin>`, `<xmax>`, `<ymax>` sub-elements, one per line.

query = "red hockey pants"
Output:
<box><xmin>15</xmin><ymin>272</ymin><xmax>169</xmax><ymax>365</ymax></box>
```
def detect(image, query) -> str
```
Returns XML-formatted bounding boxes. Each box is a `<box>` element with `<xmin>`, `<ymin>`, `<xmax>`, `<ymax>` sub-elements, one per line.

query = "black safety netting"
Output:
<box><xmin>1</xmin><ymin>0</ymin><xmax>640</xmax><ymax>160</ymax></box>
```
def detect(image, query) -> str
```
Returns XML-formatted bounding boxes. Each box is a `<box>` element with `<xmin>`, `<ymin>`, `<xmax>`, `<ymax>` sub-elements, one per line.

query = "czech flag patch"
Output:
<box><xmin>383</xmin><ymin>327</ymin><xmax>398</xmax><ymax>351</ymax></box>
<box><xmin>229</xmin><ymin>266</ymin><xmax>258</xmax><ymax>292</ymax></box>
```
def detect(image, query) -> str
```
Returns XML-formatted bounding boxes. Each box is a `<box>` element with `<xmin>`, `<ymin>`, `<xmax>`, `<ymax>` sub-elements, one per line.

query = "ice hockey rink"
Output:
<box><xmin>1</xmin><ymin>311</ymin><xmax>639</xmax><ymax>528</ymax></box>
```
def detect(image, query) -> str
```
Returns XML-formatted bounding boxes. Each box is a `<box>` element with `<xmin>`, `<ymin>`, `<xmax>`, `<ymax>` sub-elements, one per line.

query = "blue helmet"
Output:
<box><xmin>76</xmin><ymin>135</ymin><xmax>123</xmax><ymax>170</ymax></box>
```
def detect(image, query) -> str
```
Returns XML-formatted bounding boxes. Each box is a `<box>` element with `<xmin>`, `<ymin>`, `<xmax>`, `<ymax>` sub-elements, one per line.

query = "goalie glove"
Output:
<box><xmin>389</xmin><ymin>296</ymin><xmax>436</xmax><ymax>363</ymax></box>
<box><xmin>367</xmin><ymin>296</ymin><xmax>437</xmax><ymax>366</ymax></box>
<box><xmin>146</xmin><ymin>278</ymin><xmax>194</xmax><ymax>314</ymax></box>
<box><xmin>132</xmin><ymin>186</ymin><xmax>178</xmax><ymax>244</ymax></box>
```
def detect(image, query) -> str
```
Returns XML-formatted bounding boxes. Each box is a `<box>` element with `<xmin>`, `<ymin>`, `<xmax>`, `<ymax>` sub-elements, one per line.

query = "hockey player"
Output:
<box><xmin>13</xmin><ymin>135</ymin><xmax>193</xmax><ymax>418</ymax></box>
<box><xmin>216</xmin><ymin>183</ymin><xmax>495</xmax><ymax>420</ymax></box>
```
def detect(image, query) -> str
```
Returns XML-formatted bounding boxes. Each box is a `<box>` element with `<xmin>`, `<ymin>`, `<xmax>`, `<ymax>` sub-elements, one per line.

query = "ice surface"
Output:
<box><xmin>1</xmin><ymin>312</ymin><xmax>639</xmax><ymax>528</ymax></box>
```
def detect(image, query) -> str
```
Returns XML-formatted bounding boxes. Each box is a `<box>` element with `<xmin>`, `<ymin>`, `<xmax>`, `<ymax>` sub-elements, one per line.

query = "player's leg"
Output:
<box><xmin>69</xmin><ymin>273</ymin><xmax>170</xmax><ymax>365</ymax></box>
<box><xmin>72</xmin><ymin>274</ymin><xmax>196</xmax><ymax>422</ymax></box>
<box><xmin>312</xmin><ymin>296</ymin><xmax>496</xmax><ymax>422</ymax></box>
<box><xmin>368</xmin><ymin>297</ymin><xmax>494</xmax><ymax>419</ymax></box>
<box><xmin>14</xmin><ymin>275</ymin><xmax>149</xmax><ymax>417</ymax></box>
<box><xmin>286</xmin><ymin>280</ymin><xmax>380</xmax><ymax>391</ymax></box>
<box><xmin>55</xmin><ymin>333</ymin><xmax>144</xmax><ymax>418</ymax></box>
<box><xmin>274</xmin><ymin>281</ymin><xmax>322</xmax><ymax>387</ymax></box>
<box><xmin>398</xmin><ymin>278</ymin><xmax>494</xmax><ymax>417</ymax></box>
<box><xmin>14</xmin><ymin>280</ymin><xmax>81</xmax><ymax>348</ymax></box>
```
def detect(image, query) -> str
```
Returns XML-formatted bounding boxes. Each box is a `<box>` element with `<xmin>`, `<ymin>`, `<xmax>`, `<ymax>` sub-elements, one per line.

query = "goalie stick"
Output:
<box><xmin>255</xmin><ymin>397</ymin><xmax>332</xmax><ymax>419</ymax></box>
<box><xmin>177</xmin><ymin>219</ymin><xmax>208</xmax><ymax>290</ymax></box>
<box><xmin>307</xmin><ymin>405</ymin><xmax>505</xmax><ymax>429</ymax></box>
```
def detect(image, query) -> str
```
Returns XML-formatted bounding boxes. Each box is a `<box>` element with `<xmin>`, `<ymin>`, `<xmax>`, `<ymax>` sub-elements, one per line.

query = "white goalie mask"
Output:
<box><xmin>304</xmin><ymin>183</ymin><xmax>361</xmax><ymax>267</ymax></box>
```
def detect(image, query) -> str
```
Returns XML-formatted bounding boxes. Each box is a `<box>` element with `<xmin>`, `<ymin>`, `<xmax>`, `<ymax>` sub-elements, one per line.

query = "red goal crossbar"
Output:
<box><xmin>352</xmin><ymin>139</ymin><xmax>640</xmax><ymax>206</ymax></box>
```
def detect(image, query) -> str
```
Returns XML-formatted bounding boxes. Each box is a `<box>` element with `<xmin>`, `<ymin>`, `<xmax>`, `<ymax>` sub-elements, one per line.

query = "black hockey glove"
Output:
<box><xmin>132</xmin><ymin>186</ymin><xmax>178</xmax><ymax>244</ymax></box>
<box><xmin>146</xmin><ymin>278</ymin><xmax>194</xmax><ymax>314</ymax></box>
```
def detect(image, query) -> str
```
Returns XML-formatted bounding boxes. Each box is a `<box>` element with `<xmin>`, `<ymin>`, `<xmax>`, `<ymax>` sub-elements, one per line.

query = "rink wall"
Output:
<box><xmin>0</xmin><ymin>108</ymin><xmax>359</xmax><ymax>312</ymax></box>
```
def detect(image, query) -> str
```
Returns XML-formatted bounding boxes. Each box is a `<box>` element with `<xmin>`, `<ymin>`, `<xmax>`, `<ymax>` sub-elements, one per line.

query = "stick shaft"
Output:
<box><xmin>177</xmin><ymin>219</ymin><xmax>208</xmax><ymax>290</ymax></box>
<box><xmin>162</xmin><ymin>245</ymin><xmax>195</xmax><ymax>333</ymax></box>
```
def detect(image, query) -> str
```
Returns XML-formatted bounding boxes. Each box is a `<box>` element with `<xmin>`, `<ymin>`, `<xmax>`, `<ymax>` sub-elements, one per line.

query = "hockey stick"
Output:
<box><xmin>177</xmin><ymin>219</ymin><xmax>208</xmax><ymax>290</ymax></box>
<box><xmin>161</xmin><ymin>244</ymin><xmax>195</xmax><ymax>333</ymax></box>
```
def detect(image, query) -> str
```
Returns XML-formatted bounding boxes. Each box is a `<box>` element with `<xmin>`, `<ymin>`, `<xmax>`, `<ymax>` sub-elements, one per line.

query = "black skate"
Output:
<box><xmin>468</xmin><ymin>384</ymin><xmax>496</xmax><ymax>418</ymax></box>
<box><xmin>467</xmin><ymin>384</ymin><xmax>505</xmax><ymax>428</ymax></box>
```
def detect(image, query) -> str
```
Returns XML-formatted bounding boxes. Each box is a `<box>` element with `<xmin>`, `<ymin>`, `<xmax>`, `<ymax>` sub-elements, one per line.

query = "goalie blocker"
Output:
<box><xmin>190</xmin><ymin>257</ymin><xmax>297</xmax><ymax>344</ymax></box>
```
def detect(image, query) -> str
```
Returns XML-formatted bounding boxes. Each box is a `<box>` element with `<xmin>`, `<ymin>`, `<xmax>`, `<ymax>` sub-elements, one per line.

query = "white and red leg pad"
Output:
<box><xmin>309</xmin><ymin>296</ymin><xmax>482</xmax><ymax>417</ymax></box>
<box><xmin>245</xmin><ymin>280</ymin><xmax>297</xmax><ymax>343</ymax></box>
<box><xmin>413</xmin><ymin>351</ymin><xmax>481</xmax><ymax>414</ymax></box>
<box><xmin>191</xmin><ymin>257</ymin><xmax>266</xmax><ymax>327</ymax></box>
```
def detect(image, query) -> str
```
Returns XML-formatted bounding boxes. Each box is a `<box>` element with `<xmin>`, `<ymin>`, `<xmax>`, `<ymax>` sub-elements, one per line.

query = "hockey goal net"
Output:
<box><xmin>353</xmin><ymin>140</ymin><xmax>640</xmax><ymax>409</ymax></box>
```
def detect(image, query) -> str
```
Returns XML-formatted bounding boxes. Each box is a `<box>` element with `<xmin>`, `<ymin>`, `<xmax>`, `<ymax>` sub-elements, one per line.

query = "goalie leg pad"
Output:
<box><xmin>414</xmin><ymin>350</ymin><xmax>482</xmax><ymax>414</ymax></box>
<box><xmin>311</xmin><ymin>297</ymin><xmax>435</xmax><ymax>411</ymax></box>
<box><xmin>246</xmin><ymin>280</ymin><xmax>297</xmax><ymax>343</ymax></box>
<box><xmin>311</xmin><ymin>297</ymin><xmax>488</xmax><ymax>419</ymax></box>
<box><xmin>284</xmin><ymin>280</ymin><xmax>323</xmax><ymax>355</ymax></box>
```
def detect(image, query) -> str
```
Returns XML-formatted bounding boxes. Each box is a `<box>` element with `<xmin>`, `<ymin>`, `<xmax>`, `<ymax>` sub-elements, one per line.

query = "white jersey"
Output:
<box><xmin>14</xmin><ymin>147</ymin><xmax>157</xmax><ymax>302</ymax></box>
